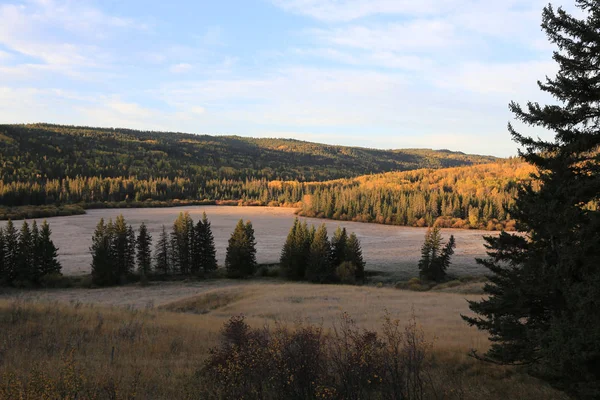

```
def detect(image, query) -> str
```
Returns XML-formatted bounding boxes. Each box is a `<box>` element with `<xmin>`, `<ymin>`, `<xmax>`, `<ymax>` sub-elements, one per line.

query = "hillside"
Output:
<box><xmin>0</xmin><ymin>123</ymin><xmax>496</xmax><ymax>183</ymax></box>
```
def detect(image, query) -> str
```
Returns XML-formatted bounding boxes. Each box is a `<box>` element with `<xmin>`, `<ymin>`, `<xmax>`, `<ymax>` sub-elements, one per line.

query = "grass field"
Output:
<box><xmin>0</xmin><ymin>281</ymin><xmax>566</xmax><ymax>399</ymax></box>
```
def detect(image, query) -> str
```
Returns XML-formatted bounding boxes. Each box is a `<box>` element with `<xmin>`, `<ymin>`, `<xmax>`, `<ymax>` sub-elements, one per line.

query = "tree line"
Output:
<box><xmin>0</xmin><ymin>161</ymin><xmax>534</xmax><ymax>231</ymax></box>
<box><xmin>90</xmin><ymin>212</ymin><xmax>218</xmax><ymax>286</ymax></box>
<box><xmin>0</xmin><ymin>219</ymin><xmax>61</xmax><ymax>286</ymax></box>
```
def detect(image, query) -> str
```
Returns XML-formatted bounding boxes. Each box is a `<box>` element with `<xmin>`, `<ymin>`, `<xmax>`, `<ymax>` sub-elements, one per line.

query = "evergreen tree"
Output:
<box><xmin>418</xmin><ymin>226</ymin><xmax>453</xmax><ymax>282</ymax></box>
<box><xmin>16</xmin><ymin>221</ymin><xmax>34</xmax><ymax>284</ymax></box>
<box><xmin>330</xmin><ymin>226</ymin><xmax>348</xmax><ymax>268</ymax></box>
<box><xmin>0</xmin><ymin>228</ymin><xmax>5</xmax><ymax>285</ymax></box>
<box><xmin>306</xmin><ymin>224</ymin><xmax>332</xmax><ymax>283</ymax></box>
<box><xmin>38</xmin><ymin>220</ymin><xmax>61</xmax><ymax>277</ymax></box>
<box><xmin>280</xmin><ymin>218</ymin><xmax>298</xmax><ymax>279</ymax></box>
<box><xmin>31</xmin><ymin>221</ymin><xmax>41</xmax><ymax>282</ymax></box>
<box><xmin>154</xmin><ymin>225</ymin><xmax>171</xmax><ymax>276</ymax></box>
<box><xmin>136</xmin><ymin>222</ymin><xmax>152</xmax><ymax>276</ymax></box>
<box><xmin>225</xmin><ymin>219</ymin><xmax>257</xmax><ymax>278</ymax></box>
<box><xmin>171</xmin><ymin>212</ymin><xmax>193</xmax><ymax>274</ymax></box>
<box><xmin>3</xmin><ymin>220</ymin><xmax>18</xmax><ymax>283</ymax></box>
<box><xmin>112</xmin><ymin>215</ymin><xmax>134</xmax><ymax>283</ymax></box>
<box><xmin>90</xmin><ymin>218</ymin><xmax>114</xmax><ymax>286</ymax></box>
<box><xmin>193</xmin><ymin>212</ymin><xmax>218</xmax><ymax>274</ymax></box>
<box><xmin>280</xmin><ymin>219</ymin><xmax>314</xmax><ymax>280</ymax></box>
<box><xmin>345</xmin><ymin>232</ymin><xmax>366</xmax><ymax>282</ymax></box>
<box><xmin>463</xmin><ymin>3</ymin><xmax>600</xmax><ymax>398</ymax></box>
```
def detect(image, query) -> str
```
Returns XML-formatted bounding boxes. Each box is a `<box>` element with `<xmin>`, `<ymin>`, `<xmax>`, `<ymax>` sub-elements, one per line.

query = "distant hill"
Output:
<box><xmin>0</xmin><ymin>123</ymin><xmax>497</xmax><ymax>183</ymax></box>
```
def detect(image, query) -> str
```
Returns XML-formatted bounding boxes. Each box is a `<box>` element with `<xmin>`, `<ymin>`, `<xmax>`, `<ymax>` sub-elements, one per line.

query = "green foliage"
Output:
<box><xmin>193</xmin><ymin>212</ymin><xmax>218</xmax><ymax>273</ymax></box>
<box><xmin>306</xmin><ymin>224</ymin><xmax>333</xmax><ymax>283</ymax></box>
<box><xmin>346</xmin><ymin>233</ymin><xmax>365</xmax><ymax>282</ymax></box>
<box><xmin>279</xmin><ymin>218</ymin><xmax>311</xmax><ymax>280</ymax></box>
<box><xmin>464</xmin><ymin>3</ymin><xmax>600</xmax><ymax>398</ymax></box>
<box><xmin>154</xmin><ymin>225</ymin><xmax>171</xmax><ymax>276</ymax></box>
<box><xmin>170</xmin><ymin>212</ymin><xmax>193</xmax><ymax>274</ymax></box>
<box><xmin>418</xmin><ymin>227</ymin><xmax>456</xmax><ymax>282</ymax></box>
<box><xmin>90</xmin><ymin>215</ymin><xmax>136</xmax><ymax>286</ymax></box>
<box><xmin>136</xmin><ymin>222</ymin><xmax>152</xmax><ymax>276</ymax></box>
<box><xmin>38</xmin><ymin>220</ymin><xmax>61</xmax><ymax>277</ymax></box>
<box><xmin>225</xmin><ymin>219</ymin><xmax>257</xmax><ymax>278</ymax></box>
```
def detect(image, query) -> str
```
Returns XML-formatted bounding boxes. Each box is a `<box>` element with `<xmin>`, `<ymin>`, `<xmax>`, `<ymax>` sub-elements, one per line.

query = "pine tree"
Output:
<box><xmin>38</xmin><ymin>220</ymin><xmax>61</xmax><ymax>277</ymax></box>
<box><xmin>330</xmin><ymin>226</ymin><xmax>348</xmax><ymax>268</ymax></box>
<box><xmin>16</xmin><ymin>221</ymin><xmax>34</xmax><ymax>284</ymax></box>
<box><xmin>225</xmin><ymin>219</ymin><xmax>257</xmax><ymax>278</ymax></box>
<box><xmin>306</xmin><ymin>224</ymin><xmax>332</xmax><ymax>283</ymax></box>
<box><xmin>90</xmin><ymin>218</ymin><xmax>114</xmax><ymax>286</ymax></box>
<box><xmin>4</xmin><ymin>220</ymin><xmax>18</xmax><ymax>284</ymax></box>
<box><xmin>136</xmin><ymin>222</ymin><xmax>152</xmax><ymax>276</ymax></box>
<box><xmin>154</xmin><ymin>225</ymin><xmax>170</xmax><ymax>276</ymax></box>
<box><xmin>463</xmin><ymin>3</ymin><xmax>600</xmax><ymax>398</ymax></box>
<box><xmin>345</xmin><ymin>232</ymin><xmax>366</xmax><ymax>282</ymax></box>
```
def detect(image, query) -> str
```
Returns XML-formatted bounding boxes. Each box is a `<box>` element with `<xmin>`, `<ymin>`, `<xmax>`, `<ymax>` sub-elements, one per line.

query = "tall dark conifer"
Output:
<box><xmin>345</xmin><ymin>232</ymin><xmax>366</xmax><ymax>282</ymax></box>
<box><xmin>154</xmin><ymin>225</ymin><xmax>170</xmax><ymax>276</ymax></box>
<box><xmin>91</xmin><ymin>218</ymin><xmax>114</xmax><ymax>286</ymax></box>
<box><xmin>463</xmin><ymin>2</ymin><xmax>600</xmax><ymax>398</ymax></box>
<box><xmin>198</xmin><ymin>212</ymin><xmax>217</xmax><ymax>273</ymax></box>
<box><xmin>136</xmin><ymin>222</ymin><xmax>152</xmax><ymax>276</ymax></box>
<box><xmin>16</xmin><ymin>221</ymin><xmax>34</xmax><ymax>284</ymax></box>
<box><xmin>306</xmin><ymin>224</ymin><xmax>332</xmax><ymax>283</ymax></box>
<box><xmin>225</xmin><ymin>219</ymin><xmax>257</xmax><ymax>278</ymax></box>
<box><xmin>38</xmin><ymin>220</ymin><xmax>61</xmax><ymax>277</ymax></box>
<box><xmin>330</xmin><ymin>226</ymin><xmax>348</xmax><ymax>268</ymax></box>
<box><xmin>4</xmin><ymin>220</ymin><xmax>18</xmax><ymax>283</ymax></box>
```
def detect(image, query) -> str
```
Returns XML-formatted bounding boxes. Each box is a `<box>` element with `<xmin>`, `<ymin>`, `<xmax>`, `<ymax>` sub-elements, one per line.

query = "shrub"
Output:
<box><xmin>202</xmin><ymin>312</ymin><xmax>431</xmax><ymax>399</ymax></box>
<box><xmin>335</xmin><ymin>261</ymin><xmax>356</xmax><ymax>284</ymax></box>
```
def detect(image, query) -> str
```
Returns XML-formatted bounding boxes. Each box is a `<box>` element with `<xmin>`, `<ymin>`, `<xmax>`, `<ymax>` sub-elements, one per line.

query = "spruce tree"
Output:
<box><xmin>171</xmin><ymin>212</ymin><xmax>193</xmax><ymax>274</ymax></box>
<box><xmin>38</xmin><ymin>220</ymin><xmax>61</xmax><ymax>277</ymax></box>
<box><xmin>306</xmin><ymin>224</ymin><xmax>332</xmax><ymax>283</ymax></box>
<box><xmin>418</xmin><ymin>227</ymin><xmax>452</xmax><ymax>282</ymax></box>
<box><xmin>463</xmin><ymin>3</ymin><xmax>600</xmax><ymax>398</ymax></box>
<box><xmin>345</xmin><ymin>232</ymin><xmax>366</xmax><ymax>282</ymax></box>
<box><xmin>136</xmin><ymin>222</ymin><xmax>152</xmax><ymax>277</ymax></box>
<box><xmin>280</xmin><ymin>218</ymin><xmax>299</xmax><ymax>279</ymax></box>
<box><xmin>112</xmin><ymin>215</ymin><xmax>134</xmax><ymax>283</ymax></box>
<box><xmin>4</xmin><ymin>220</ymin><xmax>18</xmax><ymax>284</ymax></box>
<box><xmin>16</xmin><ymin>221</ymin><xmax>34</xmax><ymax>284</ymax></box>
<box><xmin>225</xmin><ymin>219</ymin><xmax>257</xmax><ymax>278</ymax></box>
<box><xmin>330</xmin><ymin>226</ymin><xmax>348</xmax><ymax>268</ymax></box>
<box><xmin>90</xmin><ymin>218</ymin><xmax>114</xmax><ymax>286</ymax></box>
<box><xmin>194</xmin><ymin>212</ymin><xmax>217</xmax><ymax>274</ymax></box>
<box><xmin>154</xmin><ymin>225</ymin><xmax>171</xmax><ymax>276</ymax></box>
<box><xmin>31</xmin><ymin>221</ymin><xmax>41</xmax><ymax>282</ymax></box>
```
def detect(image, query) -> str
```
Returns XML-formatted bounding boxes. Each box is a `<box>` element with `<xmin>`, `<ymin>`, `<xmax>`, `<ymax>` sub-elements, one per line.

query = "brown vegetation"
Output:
<box><xmin>0</xmin><ymin>283</ymin><xmax>566</xmax><ymax>399</ymax></box>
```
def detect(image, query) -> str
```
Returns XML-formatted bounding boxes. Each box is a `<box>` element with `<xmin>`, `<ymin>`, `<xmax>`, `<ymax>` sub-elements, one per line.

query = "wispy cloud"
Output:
<box><xmin>169</xmin><ymin>63</ymin><xmax>193</xmax><ymax>73</ymax></box>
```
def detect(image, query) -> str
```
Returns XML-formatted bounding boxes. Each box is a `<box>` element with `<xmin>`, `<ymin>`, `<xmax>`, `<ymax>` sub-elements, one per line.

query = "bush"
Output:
<box><xmin>335</xmin><ymin>261</ymin><xmax>356</xmax><ymax>284</ymax></box>
<box><xmin>202</xmin><ymin>312</ymin><xmax>432</xmax><ymax>399</ymax></box>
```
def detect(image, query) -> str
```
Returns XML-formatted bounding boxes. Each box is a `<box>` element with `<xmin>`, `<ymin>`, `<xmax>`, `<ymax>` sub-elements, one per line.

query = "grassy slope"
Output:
<box><xmin>0</xmin><ymin>282</ymin><xmax>566</xmax><ymax>399</ymax></box>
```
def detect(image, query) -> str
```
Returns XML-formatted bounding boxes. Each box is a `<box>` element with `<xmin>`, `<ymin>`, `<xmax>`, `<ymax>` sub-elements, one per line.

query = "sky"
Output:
<box><xmin>0</xmin><ymin>0</ymin><xmax>580</xmax><ymax>156</ymax></box>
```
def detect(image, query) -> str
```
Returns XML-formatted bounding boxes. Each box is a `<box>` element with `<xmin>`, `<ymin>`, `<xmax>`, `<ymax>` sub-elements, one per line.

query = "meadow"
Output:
<box><xmin>0</xmin><ymin>282</ymin><xmax>566</xmax><ymax>399</ymax></box>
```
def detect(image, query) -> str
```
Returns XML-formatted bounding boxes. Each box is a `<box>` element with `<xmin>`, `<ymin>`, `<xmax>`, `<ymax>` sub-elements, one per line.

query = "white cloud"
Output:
<box><xmin>169</xmin><ymin>63</ymin><xmax>193</xmax><ymax>73</ymax></box>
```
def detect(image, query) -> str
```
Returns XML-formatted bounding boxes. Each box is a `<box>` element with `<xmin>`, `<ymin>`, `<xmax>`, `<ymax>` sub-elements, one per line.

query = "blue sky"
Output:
<box><xmin>0</xmin><ymin>0</ymin><xmax>578</xmax><ymax>156</ymax></box>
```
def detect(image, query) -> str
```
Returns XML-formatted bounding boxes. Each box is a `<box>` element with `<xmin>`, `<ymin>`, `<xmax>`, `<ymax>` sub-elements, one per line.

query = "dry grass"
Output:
<box><xmin>0</xmin><ymin>282</ymin><xmax>568</xmax><ymax>399</ymax></box>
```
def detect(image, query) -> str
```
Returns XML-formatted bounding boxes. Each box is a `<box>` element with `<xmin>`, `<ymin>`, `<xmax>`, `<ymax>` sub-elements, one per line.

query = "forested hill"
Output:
<box><xmin>0</xmin><ymin>123</ymin><xmax>496</xmax><ymax>183</ymax></box>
